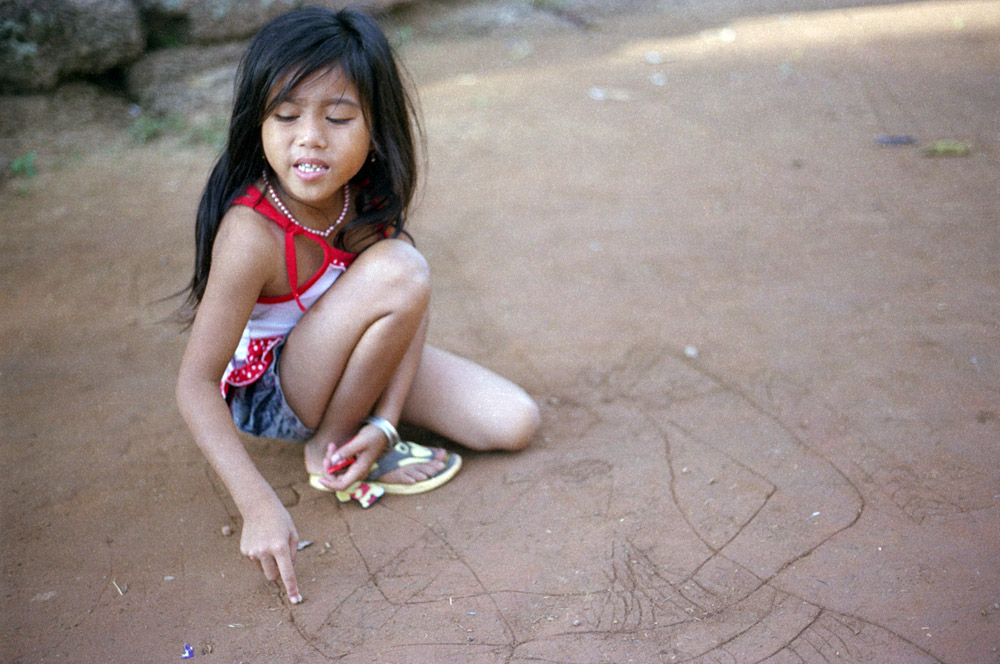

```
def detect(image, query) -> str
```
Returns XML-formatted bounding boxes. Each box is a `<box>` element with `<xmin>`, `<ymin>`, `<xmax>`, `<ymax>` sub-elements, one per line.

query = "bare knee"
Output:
<box><xmin>357</xmin><ymin>239</ymin><xmax>430</xmax><ymax>309</ymax></box>
<box><xmin>490</xmin><ymin>391</ymin><xmax>541</xmax><ymax>452</ymax></box>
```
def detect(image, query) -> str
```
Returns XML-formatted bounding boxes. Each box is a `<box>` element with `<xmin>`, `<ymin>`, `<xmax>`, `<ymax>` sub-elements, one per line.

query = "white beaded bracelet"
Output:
<box><xmin>363</xmin><ymin>416</ymin><xmax>401</xmax><ymax>448</ymax></box>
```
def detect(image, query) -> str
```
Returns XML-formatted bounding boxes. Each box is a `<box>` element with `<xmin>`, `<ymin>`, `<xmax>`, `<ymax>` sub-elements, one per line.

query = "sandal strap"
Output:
<box><xmin>363</xmin><ymin>416</ymin><xmax>401</xmax><ymax>448</ymax></box>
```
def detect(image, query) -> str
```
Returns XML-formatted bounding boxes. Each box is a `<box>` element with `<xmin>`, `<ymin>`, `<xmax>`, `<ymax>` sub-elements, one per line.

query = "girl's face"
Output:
<box><xmin>261</xmin><ymin>66</ymin><xmax>371</xmax><ymax>218</ymax></box>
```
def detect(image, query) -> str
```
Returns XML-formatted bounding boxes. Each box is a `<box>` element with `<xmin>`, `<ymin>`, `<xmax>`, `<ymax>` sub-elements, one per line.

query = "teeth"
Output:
<box><xmin>297</xmin><ymin>164</ymin><xmax>327</xmax><ymax>173</ymax></box>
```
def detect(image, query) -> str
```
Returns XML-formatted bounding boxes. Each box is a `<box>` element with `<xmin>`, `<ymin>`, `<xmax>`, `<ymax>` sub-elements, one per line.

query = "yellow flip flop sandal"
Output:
<box><xmin>309</xmin><ymin>416</ymin><xmax>462</xmax><ymax>508</ymax></box>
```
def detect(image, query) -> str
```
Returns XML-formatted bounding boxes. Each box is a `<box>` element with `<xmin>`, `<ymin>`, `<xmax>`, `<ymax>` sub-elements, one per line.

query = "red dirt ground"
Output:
<box><xmin>3</xmin><ymin>1</ymin><xmax>999</xmax><ymax>662</ymax></box>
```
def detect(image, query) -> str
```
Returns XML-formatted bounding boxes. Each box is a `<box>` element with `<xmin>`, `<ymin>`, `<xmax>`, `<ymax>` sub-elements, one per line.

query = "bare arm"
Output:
<box><xmin>175</xmin><ymin>207</ymin><xmax>302</xmax><ymax>602</ymax></box>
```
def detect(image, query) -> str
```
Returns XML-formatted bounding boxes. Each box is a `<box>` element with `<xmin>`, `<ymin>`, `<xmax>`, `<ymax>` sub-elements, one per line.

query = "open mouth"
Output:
<box><xmin>295</xmin><ymin>162</ymin><xmax>329</xmax><ymax>174</ymax></box>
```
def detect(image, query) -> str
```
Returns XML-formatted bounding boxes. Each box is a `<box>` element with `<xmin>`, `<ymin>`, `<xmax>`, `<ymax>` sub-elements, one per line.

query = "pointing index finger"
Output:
<box><xmin>276</xmin><ymin>543</ymin><xmax>301</xmax><ymax>604</ymax></box>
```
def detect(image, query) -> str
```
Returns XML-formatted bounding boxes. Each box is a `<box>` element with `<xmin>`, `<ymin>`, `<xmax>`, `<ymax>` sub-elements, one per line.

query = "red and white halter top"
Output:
<box><xmin>221</xmin><ymin>184</ymin><xmax>357</xmax><ymax>395</ymax></box>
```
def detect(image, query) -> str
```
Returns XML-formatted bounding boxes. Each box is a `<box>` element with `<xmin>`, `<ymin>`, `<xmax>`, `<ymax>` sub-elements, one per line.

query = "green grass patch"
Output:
<box><xmin>922</xmin><ymin>140</ymin><xmax>972</xmax><ymax>158</ymax></box>
<box><xmin>127</xmin><ymin>115</ymin><xmax>185</xmax><ymax>143</ymax></box>
<box><xmin>128</xmin><ymin>113</ymin><xmax>228</xmax><ymax>150</ymax></box>
<box><xmin>183</xmin><ymin>118</ymin><xmax>228</xmax><ymax>150</ymax></box>
<box><xmin>10</xmin><ymin>150</ymin><xmax>37</xmax><ymax>178</ymax></box>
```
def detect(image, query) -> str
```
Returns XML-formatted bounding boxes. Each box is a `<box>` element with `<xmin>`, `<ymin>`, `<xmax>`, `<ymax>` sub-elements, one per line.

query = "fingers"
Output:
<box><xmin>320</xmin><ymin>451</ymin><xmax>369</xmax><ymax>490</ymax></box>
<box><xmin>330</xmin><ymin>435</ymin><xmax>368</xmax><ymax>465</ymax></box>
<box><xmin>244</xmin><ymin>539</ymin><xmax>302</xmax><ymax>605</ymax></box>
<box><xmin>315</xmin><ymin>440</ymin><xmax>357</xmax><ymax>490</ymax></box>
<box><xmin>257</xmin><ymin>552</ymin><xmax>280</xmax><ymax>581</ymax></box>
<box><xmin>324</xmin><ymin>442</ymin><xmax>338</xmax><ymax>468</ymax></box>
<box><xmin>275</xmin><ymin>539</ymin><xmax>301</xmax><ymax>604</ymax></box>
<box><xmin>318</xmin><ymin>429</ymin><xmax>385</xmax><ymax>491</ymax></box>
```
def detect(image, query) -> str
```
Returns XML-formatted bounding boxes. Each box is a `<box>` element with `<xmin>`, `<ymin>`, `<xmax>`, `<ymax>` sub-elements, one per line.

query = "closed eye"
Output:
<box><xmin>274</xmin><ymin>114</ymin><xmax>298</xmax><ymax>122</ymax></box>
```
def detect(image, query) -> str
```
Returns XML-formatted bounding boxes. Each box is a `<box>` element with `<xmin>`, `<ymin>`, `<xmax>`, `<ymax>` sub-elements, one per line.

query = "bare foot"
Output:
<box><xmin>373</xmin><ymin>441</ymin><xmax>448</xmax><ymax>484</ymax></box>
<box><xmin>304</xmin><ymin>434</ymin><xmax>447</xmax><ymax>485</ymax></box>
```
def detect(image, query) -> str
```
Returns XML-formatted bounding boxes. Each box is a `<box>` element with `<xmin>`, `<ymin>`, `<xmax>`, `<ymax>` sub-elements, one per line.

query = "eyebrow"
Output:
<box><xmin>282</xmin><ymin>95</ymin><xmax>361</xmax><ymax>109</ymax></box>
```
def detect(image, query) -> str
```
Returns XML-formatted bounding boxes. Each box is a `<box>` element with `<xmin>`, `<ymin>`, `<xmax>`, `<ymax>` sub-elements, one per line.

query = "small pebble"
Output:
<box><xmin>874</xmin><ymin>134</ymin><xmax>916</xmax><ymax>146</ymax></box>
<box><xmin>221</xmin><ymin>525</ymin><xmax>233</xmax><ymax>537</ymax></box>
<box><xmin>684</xmin><ymin>345</ymin><xmax>699</xmax><ymax>359</ymax></box>
<box><xmin>297</xmin><ymin>540</ymin><xmax>313</xmax><ymax>551</ymax></box>
<box><xmin>573</xmin><ymin>619</ymin><xmax>582</xmax><ymax>626</ymax></box>
<box><xmin>922</xmin><ymin>139</ymin><xmax>971</xmax><ymax>157</ymax></box>
<box><xmin>587</xmin><ymin>87</ymin><xmax>631</xmax><ymax>102</ymax></box>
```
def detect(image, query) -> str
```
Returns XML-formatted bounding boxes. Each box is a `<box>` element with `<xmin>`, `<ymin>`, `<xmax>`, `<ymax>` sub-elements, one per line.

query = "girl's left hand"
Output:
<box><xmin>314</xmin><ymin>425</ymin><xmax>386</xmax><ymax>491</ymax></box>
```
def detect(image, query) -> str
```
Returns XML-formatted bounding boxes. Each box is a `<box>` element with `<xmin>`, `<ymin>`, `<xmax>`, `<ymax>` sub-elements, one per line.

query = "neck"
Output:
<box><xmin>262</xmin><ymin>171</ymin><xmax>350</xmax><ymax>238</ymax></box>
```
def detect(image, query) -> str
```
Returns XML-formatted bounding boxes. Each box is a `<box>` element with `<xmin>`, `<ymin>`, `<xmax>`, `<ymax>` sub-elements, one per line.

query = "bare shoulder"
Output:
<box><xmin>180</xmin><ymin>205</ymin><xmax>282</xmax><ymax>383</ymax></box>
<box><xmin>215</xmin><ymin>204</ymin><xmax>280</xmax><ymax>256</ymax></box>
<box><xmin>211</xmin><ymin>204</ymin><xmax>283</xmax><ymax>283</ymax></box>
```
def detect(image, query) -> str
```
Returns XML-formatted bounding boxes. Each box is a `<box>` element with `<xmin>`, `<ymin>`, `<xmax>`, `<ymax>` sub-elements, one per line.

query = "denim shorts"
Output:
<box><xmin>227</xmin><ymin>341</ymin><xmax>316</xmax><ymax>443</ymax></box>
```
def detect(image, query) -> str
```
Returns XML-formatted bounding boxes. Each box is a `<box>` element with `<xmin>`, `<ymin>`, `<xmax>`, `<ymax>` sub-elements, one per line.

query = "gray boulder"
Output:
<box><xmin>0</xmin><ymin>0</ymin><xmax>415</xmax><ymax>93</ymax></box>
<box><xmin>0</xmin><ymin>0</ymin><xmax>144</xmax><ymax>92</ymax></box>
<box><xmin>125</xmin><ymin>41</ymin><xmax>245</xmax><ymax>124</ymax></box>
<box><xmin>137</xmin><ymin>0</ymin><xmax>416</xmax><ymax>45</ymax></box>
<box><xmin>126</xmin><ymin>0</ymin><xmax>417</xmax><ymax>123</ymax></box>
<box><xmin>137</xmin><ymin>0</ymin><xmax>302</xmax><ymax>45</ymax></box>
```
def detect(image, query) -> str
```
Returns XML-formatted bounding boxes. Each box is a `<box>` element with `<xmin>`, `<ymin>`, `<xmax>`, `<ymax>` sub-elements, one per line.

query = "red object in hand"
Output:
<box><xmin>327</xmin><ymin>456</ymin><xmax>357</xmax><ymax>474</ymax></box>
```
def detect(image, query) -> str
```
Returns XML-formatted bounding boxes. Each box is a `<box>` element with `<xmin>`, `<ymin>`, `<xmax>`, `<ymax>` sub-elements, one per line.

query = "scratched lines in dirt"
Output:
<box><xmin>277</xmin><ymin>346</ymin><xmax>947</xmax><ymax>662</ymax></box>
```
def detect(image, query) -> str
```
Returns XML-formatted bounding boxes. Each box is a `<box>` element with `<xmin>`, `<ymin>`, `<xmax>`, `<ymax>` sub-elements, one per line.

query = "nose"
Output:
<box><xmin>297</xmin><ymin>115</ymin><xmax>327</xmax><ymax>148</ymax></box>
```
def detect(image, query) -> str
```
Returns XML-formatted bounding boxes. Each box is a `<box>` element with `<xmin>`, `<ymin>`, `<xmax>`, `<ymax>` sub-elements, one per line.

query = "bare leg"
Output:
<box><xmin>402</xmin><ymin>346</ymin><xmax>540</xmax><ymax>451</ymax></box>
<box><xmin>276</xmin><ymin>240</ymin><xmax>445</xmax><ymax>486</ymax></box>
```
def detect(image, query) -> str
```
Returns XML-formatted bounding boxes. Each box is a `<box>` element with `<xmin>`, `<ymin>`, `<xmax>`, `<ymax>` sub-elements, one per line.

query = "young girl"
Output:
<box><xmin>175</xmin><ymin>6</ymin><xmax>539</xmax><ymax>605</ymax></box>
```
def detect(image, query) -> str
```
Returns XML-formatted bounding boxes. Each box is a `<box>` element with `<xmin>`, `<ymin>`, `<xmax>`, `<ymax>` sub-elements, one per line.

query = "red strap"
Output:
<box><xmin>232</xmin><ymin>184</ymin><xmax>357</xmax><ymax>311</ymax></box>
<box><xmin>284</xmin><ymin>231</ymin><xmax>306</xmax><ymax>311</ymax></box>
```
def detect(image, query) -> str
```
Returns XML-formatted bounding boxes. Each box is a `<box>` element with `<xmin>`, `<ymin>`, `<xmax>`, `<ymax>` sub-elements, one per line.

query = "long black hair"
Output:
<box><xmin>179</xmin><ymin>6</ymin><xmax>421</xmax><ymax>319</ymax></box>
